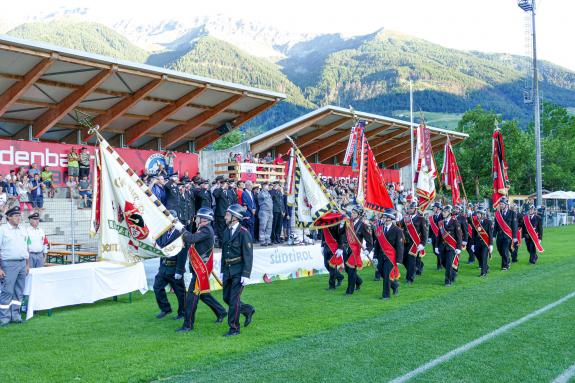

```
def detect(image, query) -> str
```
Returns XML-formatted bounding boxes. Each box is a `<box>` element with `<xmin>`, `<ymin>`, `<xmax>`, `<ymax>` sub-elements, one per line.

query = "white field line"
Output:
<box><xmin>390</xmin><ymin>290</ymin><xmax>575</xmax><ymax>383</ymax></box>
<box><xmin>552</xmin><ymin>363</ymin><xmax>575</xmax><ymax>383</ymax></box>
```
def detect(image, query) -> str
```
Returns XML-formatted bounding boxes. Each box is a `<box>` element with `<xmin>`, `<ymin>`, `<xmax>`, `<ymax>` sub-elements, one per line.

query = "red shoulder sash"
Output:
<box><xmin>374</xmin><ymin>226</ymin><xmax>400</xmax><ymax>281</ymax></box>
<box><xmin>523</xmin><ymin>215</ymin><xmax>544</xmax><ymax>252</ymax></box>
<box><xmin>189</xmin><ymin>245</ymin><xmax>214</xmax><ymax>294</ymax></box>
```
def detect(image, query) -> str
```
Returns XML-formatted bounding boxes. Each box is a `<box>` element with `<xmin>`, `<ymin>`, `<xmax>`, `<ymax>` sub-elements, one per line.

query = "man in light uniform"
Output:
<box><xmin>0</xmin><ymin>206</ymin><xmax>30</xmax><ymax>326</ymax></box>
<box><xmin>26</xmin><ymin>212</ymin><xmax>49</xmax><ymax>268</ymax></box>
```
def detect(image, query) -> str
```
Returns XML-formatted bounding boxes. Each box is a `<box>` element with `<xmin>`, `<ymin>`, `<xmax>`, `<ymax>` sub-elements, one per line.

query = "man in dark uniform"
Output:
<box><xmin>510</xmin><ymin>203</ymin><xmax>522</xmax><ymax>263</ymax></box>
<box><xmin>435</xmin><ymin>205</ymin><xmax>462</xmax><ymax>286</ymax></box>
<box><xmin>493</xmin><ymin>197</ymin><xmax>518</xmax><ymax>271</ymax></box>
<box><xmin>400</xmin><ymin>202</ymin><xmax>427</xmax><ymax>284</ymax></box>
<box><xmin>220</xmin><ymin>204</ymin><xmax>256</xmax><ymax>336</ymax></box>
<box><xmin>213</xmin><ymin>179</ymin><xmax>232</xmax><ymax>247</ymax></box>
<box><xmin>175</xmin><ymin>208</ymin><xmax>228</xmax><ymax>332</ymax></box>
<box><xmin>452</xmin><ymin>204</ymin><xmax>469</xmax><ymax>277</ymax></box>
<box><xmin>320</xmin><ymin>214</ymin><xmax>345</xmax><ymax>290</ymax></box>
<box><xmin>164</xmin><ymin>173</ymin><xmax>180</xmax><ymax>211</ymax></box>
<box><xmin>470</xmin><ymin>205</ymin><xmax>493</xmax><ymax>277</ymax></box>
<box><xmin>270</xmin><ymin>182</ymin><xmax>285</xmax><ymax>244</ymax></box>
<box><xmin>372</xmin><ymin>208</ymin><xmax>404</xmax><ymax>300</ymax></box>
<box><xmin>428</xmin><ymin>202</ymin><xmax>444</xmax><ymax>270</ymax></box>
<box><xmin>343</xmin><ymin>206</ymin><xmax>373</xmax><ymax>295</ymax></box>
<box><xmin>521</xmin><ymin>204</ymin><xmax>544</xmax><ymax>264</ymax></box>
<box><xmin>177</xmin><ymin>183</ymin><xmax>193</xmax><ymax>231</ymax></box>
<box><xmin>465</xmin><ymin>203</ymin><xmax>476</xmax><ymax>264</ymax></box>
<box><xmin>196</xmin><ymin>180</ymin><xmax>212</xmax><ymax>210</ymax></box>
<box><xmin>153</xmin><ymin>210</ymin><xmax>187</xmax><ymax>320</ymax></box>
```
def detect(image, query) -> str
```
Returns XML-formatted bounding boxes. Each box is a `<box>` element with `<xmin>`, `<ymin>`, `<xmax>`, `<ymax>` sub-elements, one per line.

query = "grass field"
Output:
<box><xmin>393</xmin><ymin>110</ymin><xmax>464</xmax><ymax>130</ymax></box>
<box><xmin>1</xmin><ymin>226</ymin><xmax>575</xmax><ymax>383</ymax></box>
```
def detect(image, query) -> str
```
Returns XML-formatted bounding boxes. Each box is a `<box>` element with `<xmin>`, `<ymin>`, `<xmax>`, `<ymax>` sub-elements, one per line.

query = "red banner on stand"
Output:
<box><xmin>0</xmin><ymin>139</ymin><xmax>199</xmax><ymax>186</ymax></box>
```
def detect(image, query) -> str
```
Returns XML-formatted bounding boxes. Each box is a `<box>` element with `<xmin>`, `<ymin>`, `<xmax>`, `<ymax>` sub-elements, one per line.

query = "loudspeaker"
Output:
<box><xmin>217</xmin><ymin>122</ymin><xmax>234</xmax><ymax>136</ymax></box>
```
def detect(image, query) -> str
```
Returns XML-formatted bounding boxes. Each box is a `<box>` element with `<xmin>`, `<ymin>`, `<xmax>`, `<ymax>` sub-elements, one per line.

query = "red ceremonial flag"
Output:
<box><xmin>492</xmin><ymin>128</ymin><xmax>509</xmax><ymax>207</ymax></box>
<box><xmin>441</xmin><ymin>138</ymin><xmax>462</xmax><ymax>205</ymax></box>
<box><xmin>357</xmin><ymin>136</ymin><xmax>394</xmax><ymax>212</ymax></box>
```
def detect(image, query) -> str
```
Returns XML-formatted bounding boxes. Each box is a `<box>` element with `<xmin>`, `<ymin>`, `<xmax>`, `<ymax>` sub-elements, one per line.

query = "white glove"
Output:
<box><xmin>462</xmin><ymin>241</ymin><xmax>467</xmax><ymax>247</ymax></box>
<box><xmin>174</xmin><ymin>273</ymin><xmax>183</xmax><ymax>280</ymax></box>
<box><xmin>241</xmin><ymin>276</ymin><xmax>249</xmax><ymax>286</ymax></box>
<box><xmin>455</xmin><ymin>249</ymin><xmax>461</xmax><ymax>255</ymax></box>
<box><xmin>362</xmin><ymin>249</ymin><xmax>369</xmax><ymax>257</ymax></box>
<box><xmin>219</xmin><ymin>273</ymin><xmax>224</xmax><ymax>281</ymax></box>
<box><xmin>489</xmin><ymin>245</ymin><xmax>493</xmax><ymax>253</ymax></box>
<box><xmin>173</xmin><ymin>221</ymin><xmax>184</xmax><ymax>231</ymax></box>
<box><xmin>417</xmin><ymin>244</ymin><xmax>425</xmax><ymax>252</ymax></box>
<box><xmin>513</xmin><ymin>238</ymin><xmax>518</xmax><ymax>243</ymax></box>
<box><xmin>434</xmin><ymin>247</ymin><xmax>439</xmax><ymax>254</ymax></box>
<box><xmin>372</xmin><ymin>258</ymin><xmax>378</xmax><ymax>266</ymax></box>
<box><xmin>335</xmin><ymin>249</ymin><xmax>343</xmax><ymax>257</ymax></box>
<box><xmin>471</xmin><ymin>245</ymin><xmax>475</xmax><ymax>252</ymax></box>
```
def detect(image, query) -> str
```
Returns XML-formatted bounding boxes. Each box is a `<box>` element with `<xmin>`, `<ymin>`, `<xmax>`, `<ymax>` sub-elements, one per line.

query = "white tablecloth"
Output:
<box><xmin>24</xmin><ymin>261</ymin><xmax>148</xmax><ymax>320</ymax></box>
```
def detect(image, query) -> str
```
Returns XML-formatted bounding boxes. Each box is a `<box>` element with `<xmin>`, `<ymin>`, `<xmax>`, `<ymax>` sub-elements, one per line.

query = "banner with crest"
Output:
<box><xmin>90</xmin><ymin>137</ymin><xmax>183</xmax><ymax>263</ymax></box>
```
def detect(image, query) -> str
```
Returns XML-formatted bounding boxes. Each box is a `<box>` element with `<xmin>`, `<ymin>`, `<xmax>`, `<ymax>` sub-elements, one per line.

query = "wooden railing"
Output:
<box><xmin>214</xmin><ymin>162</ymin><xmax>286</xmax><ymax>184</ymax></box>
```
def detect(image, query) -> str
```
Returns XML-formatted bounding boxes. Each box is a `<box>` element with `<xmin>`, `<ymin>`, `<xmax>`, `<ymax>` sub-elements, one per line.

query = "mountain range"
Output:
<box><xmin>3</xmin><ymin>10</ymin><xmax>575</xmax><ymax>136</ymax></box>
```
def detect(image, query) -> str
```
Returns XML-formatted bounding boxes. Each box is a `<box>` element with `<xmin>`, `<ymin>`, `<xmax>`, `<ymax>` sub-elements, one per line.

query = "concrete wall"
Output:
<box><xmin>199</xmin><ymin>142</ymin><xmax>250</xmax><ymax>180</ymax></box>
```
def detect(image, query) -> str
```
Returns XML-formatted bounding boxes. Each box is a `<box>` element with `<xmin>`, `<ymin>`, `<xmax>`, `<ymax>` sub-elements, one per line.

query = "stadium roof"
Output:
<box><xmin>0</xmin><ymin>35</ymin><xmax>285</xmax><ymax>151</ymax></box>
<box><xmin>247</xmin><ymin>105</ymin><xmax>468</xmax><ymax>168</ymax></box>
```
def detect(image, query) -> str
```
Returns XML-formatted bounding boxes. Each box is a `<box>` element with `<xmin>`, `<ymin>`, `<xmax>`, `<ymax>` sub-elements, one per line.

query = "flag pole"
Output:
<box><xmin>410</xmin><ymin>81</ymin><xmax>415</xmax><ymax>198</ymax></box>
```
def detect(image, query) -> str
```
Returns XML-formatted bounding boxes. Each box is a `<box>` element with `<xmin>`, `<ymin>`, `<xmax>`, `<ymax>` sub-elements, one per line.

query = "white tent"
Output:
<box><xmin>542</xmin><ymin>191</ymin><xmax>575</xmax><ymax>199</ymax></box>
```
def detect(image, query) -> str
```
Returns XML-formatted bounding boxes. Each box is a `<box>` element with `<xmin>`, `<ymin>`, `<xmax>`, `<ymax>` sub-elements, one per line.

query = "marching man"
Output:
<box><xmin>321</xmin><ymin>212</ymin><xmax>345</xmax><ymax>290</ymax></box>
<box><xmin>372</xmin><ymin>208</ymin><xmax>404</xmax><ymax>300</ymax></box>
<box><xmin>428</xmin><ymin>202</ymin><xmax>443</xmax><ymax>270</ymax></box>
<box><xmin>493</xmin><ymin>197</ymin><xmax>518</xmax><ymax>271</ymax></box>
<box><xmin>470</xmin><ymin>205</ymin><xmax>493</xmax><ymax>277</ymax></box>
<box><xmin>220</xmin><ymin>204</ymin><xmax>255</xmax><ymax>336</ymax></box>
<box><xmin>435</xmin><ymin>205</ymin><xmax>463</xmax><ymax>286</ymax></box>
<box><xmin>521</xmin><ymin>204</ymin><xmax>544</xmax><ymax>264</ymax></box>
<box><xmin>174</xmin><ymin>207</ymin><xmax>228</xmax><ymax>333</ymax></box>
<box><xmin>343</xmin><ymin>206</ymin><xmax>373</xmax><ymax>295</ymax></box>
<box><xmin>400</xmin><ymin>201</ymin><xmax>427</xmax><ymax>284</ymax></box>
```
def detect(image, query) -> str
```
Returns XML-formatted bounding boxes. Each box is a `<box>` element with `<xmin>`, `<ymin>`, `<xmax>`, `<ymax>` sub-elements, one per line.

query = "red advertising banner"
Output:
<box><xmin>0</xmin><ymin>139</ymin><xmax>199</xmax><ymax>186</ymax></box>
<box><xmin>310</xmin><ymin>163</ymin><xmax>400</xmax><ymax>184</ymax></box>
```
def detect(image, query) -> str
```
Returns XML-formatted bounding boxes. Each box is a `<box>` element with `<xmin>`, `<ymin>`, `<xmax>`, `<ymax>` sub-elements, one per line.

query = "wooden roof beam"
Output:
<box><xmin>394</xmin><ymin>139</ymin><xmax>448</xmax><ymax>168</ymax></box>
<box><xmin>0</xmin><ymin>57</ymin><xmax>55</xmax><ymax>116</ymax></box>
<box><xmin>84</xmin><ymin>76</ymin><xmax>165</xmax><ymax>141</ymax></box>
<box><xmin>304</xmin><ymin>130</ymin><xmax>349</xmax><ymax>159</ymax></box>
<box><xmin>276</xmin><ymin>117</ymin><xmax>351</xmax><ymax>155</ymax></box>
<box><xmin>315</xmin><ymin>124</ymin><xmax>391</xmax><ymax>162</ymax></box>
<box><xmin>125</xmin><ymin>86</ymin><xmax>207</xmax><ymax>145</ymax></box>
<box><xmin>378</xmin><ymin>136</ymin><xmax>445</xmax><ymax>165</ymax></box>
<box><xmin>250</xmin><ymin>109</ymin><xmax>333</xmax><ymax>154</ymax></box>
<box><xmin>163</xmin><ymin>93</ymin><xmax>243</xmax><ymax>149</ymax></box>
<box><xmin>194</xmin><ymin>100</ymin><xmax>276</xmax><ymax>151</ymax></box>
<box><xmin>32</xmin><ymin>68</ymin><xmax>114</xmax><ymax>138</ymax></box>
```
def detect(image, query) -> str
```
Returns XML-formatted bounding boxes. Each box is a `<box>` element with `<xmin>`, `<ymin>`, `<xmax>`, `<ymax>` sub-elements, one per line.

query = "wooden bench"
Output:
<box><xmin>47</xmin><ymin>250</ymin><xmax>98</xmax><ymax>264</ymax></box>
<box><xmin>49</xmin><ymin>242</ymin><xmax>83</xmax><ymax>251</ymax></box>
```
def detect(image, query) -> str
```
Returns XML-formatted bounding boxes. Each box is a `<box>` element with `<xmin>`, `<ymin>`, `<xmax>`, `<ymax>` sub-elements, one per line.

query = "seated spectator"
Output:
<box><xmin>264</xmin><ymin>152</ymin><xmax>273</xmax><ymax>164</ymax></box>
<box><xmin>41</xmin><ymin>166</ymin><xmax>56</xmax><ymax>198</ymax></box>
<box><xmin>28</xmin><ymin>163</ymin><xmax>41</xmax><ymax>178</ymax></box>
<box><xmin>68</xmin><ymin>147</ymin><xmax>80</xmax><ymax>182</ymax></box>
<box><xmin>0</xmin><ymin>185</ymin><xmax>7</xmax><ymax>216</ymax></box>
<box><xmin>78</xmin><ymin>175</ymin><xmax>92</xmax><ymax>208</ymax></box>
<box><xmin>156</xmin><ymin>163</ymin><xmax>168</xmax><ymax>177</ymax></box>
<box><xmin>6</xmin><ymin>170</ymin><xmax>18</xmax><ymax>197</ymax></box>
<box><xmin>66</xmin><ymin>176</ymin><xmax>79</xmax><ymax>199</ymax></box>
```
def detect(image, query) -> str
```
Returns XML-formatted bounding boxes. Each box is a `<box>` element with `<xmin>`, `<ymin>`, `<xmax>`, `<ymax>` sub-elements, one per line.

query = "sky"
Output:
<box><xmin>3</xmin><ymin>0</ymin><xmax>574</xmax><ymax>70</ymax></box>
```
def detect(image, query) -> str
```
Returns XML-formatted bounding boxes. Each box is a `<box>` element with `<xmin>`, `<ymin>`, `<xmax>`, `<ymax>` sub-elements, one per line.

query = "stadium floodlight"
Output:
<box><xmin>517</xmin><ymin>0</ymin><xmax>543</xmax><ymax>208</ymax></box>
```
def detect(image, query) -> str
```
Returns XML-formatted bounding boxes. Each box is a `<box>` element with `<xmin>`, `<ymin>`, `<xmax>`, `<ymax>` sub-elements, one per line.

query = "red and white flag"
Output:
<box><xmin>414</xmin><ymin>123</ymin><xmax>437</xmax><ymax>211</ymax></box>
<box><xmin>492</xmin><ymin>128</ymin><xmax>509</xmax><ymax>207</ymax></box>
<box><xmin>441</xmin><ymin>137</ymin><xmax>462</xmax><ymax>205</ymax></box>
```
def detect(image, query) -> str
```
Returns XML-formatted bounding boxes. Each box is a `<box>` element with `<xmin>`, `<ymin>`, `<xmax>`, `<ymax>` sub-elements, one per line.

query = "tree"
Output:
<box><xmin>211</xmin><ymin>130</ymin><xmax>243</xmax><ymax>150</ymax></box>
